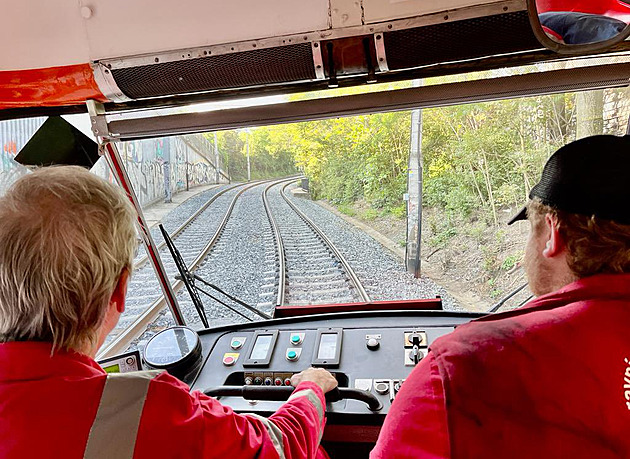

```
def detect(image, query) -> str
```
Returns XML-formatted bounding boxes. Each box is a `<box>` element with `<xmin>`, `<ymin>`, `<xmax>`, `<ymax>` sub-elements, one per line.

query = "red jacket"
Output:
<box><xmin>372</xmin><ymin>273</ymin><xmax>630</xmax><ymax>458</ymax></box>
<box><xmin>0</xmin><ymin>342</ymin><xmax>327</xmax><ymax>458</ymax></box>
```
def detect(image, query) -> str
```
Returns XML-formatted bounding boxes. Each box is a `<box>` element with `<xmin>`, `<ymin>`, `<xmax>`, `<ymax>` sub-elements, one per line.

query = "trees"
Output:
<box><xmin>204</xmin><ymin>128</ymin><xmax>298</xmax><ymax>181</ymax></box>
<box><xmin>205</xmin><ymin>86</ymin><xmax>628</xmax><ymax>224</ymax></box>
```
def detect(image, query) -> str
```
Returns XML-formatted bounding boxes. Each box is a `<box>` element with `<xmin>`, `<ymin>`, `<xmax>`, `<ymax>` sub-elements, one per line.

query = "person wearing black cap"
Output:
<box><xmin>372</xmin><ymin>135</ymin><xmax>630</xmax><ymax>459</ymax></box>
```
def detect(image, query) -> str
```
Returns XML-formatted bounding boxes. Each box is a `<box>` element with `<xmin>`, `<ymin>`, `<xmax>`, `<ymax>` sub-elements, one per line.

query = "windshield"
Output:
<box><xmin>1</xmin><ymin>55</ymin><xmax>628</xmax><ymax>355</ymax></box>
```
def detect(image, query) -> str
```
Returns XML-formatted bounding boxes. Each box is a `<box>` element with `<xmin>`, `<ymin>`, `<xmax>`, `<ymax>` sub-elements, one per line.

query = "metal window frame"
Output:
<box><xmin>90</xmin><ymin>61</ymin><xmax>630</xmax><ymax>142</ymax></box>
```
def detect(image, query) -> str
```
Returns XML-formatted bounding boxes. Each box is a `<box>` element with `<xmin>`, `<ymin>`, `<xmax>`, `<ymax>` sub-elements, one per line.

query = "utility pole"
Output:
<box><xmin>163</xmin><ymin>138</ymin><xmax>172</xmax><ymax>203</ymax></box>
<box><xmin>213</xmin><ymin>132</ymin><xmax>220</xmax><ymax>183</ymax></box>
<box><xmin>246</xmin><ymin>129</ymin><xmax>251</xmax><ymax>182</ymax></box>
<box><xmin>406</xmin><ymin>79</ymin><xmax>423</xmax><ymax>278</ymax></box>
<box><xmin>185</xmin><ymin>142</ymin><xmax>189</xmax><ymax>191</ymax></box>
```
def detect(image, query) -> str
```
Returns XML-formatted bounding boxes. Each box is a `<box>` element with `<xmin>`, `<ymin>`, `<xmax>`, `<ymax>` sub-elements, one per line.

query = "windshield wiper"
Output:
<box><xmin>487</xmin><ymin>283</ymin><xmax>531</xmax><ymax>313</ymax></box>
<box><xmin>159</xmin><ymin>224</ymin><xmax>271</xmax><ymax>326</ymax></box>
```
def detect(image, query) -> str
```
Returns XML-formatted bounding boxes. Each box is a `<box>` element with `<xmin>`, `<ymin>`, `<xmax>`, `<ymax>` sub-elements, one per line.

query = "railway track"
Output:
<box><xmin>97</xmin><ymin>180</ymin><xmax>264</xmax><ymax>359</ymax></box>
<box><xmin>98</xmin><ymin>177</ymin><xmax>371</xmax><ymax>360</ymax></box>
<box><xmin>262</xmin><ymin>180</ymin><xmax>371</xmax><ymax>306</ymax></box>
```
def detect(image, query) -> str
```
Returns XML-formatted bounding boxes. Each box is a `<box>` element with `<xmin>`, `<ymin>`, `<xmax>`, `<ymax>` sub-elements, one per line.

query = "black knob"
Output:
<box><xmin>366</xmin><ymin>338</ymin><xmax>380</xmax><ymax>350</ymax></box>
<box><xmin>375</xmin><ymin>381</ymin><xmax>389</xmax><ymax>394</ymax></box>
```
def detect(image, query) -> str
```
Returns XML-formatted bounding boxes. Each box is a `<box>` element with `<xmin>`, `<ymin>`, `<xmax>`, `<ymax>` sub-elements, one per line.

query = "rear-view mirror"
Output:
<box><xmin>531</xmin><ymin>0</ymin><xmax>630</xmax><ymax>52</ymax></box>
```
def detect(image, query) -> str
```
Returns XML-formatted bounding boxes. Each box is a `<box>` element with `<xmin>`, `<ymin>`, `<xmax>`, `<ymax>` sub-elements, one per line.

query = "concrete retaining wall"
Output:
<box><xmin>0</xmin><ymin>118</ymin><xmax>227</xmax><ymax>204</ymax></box>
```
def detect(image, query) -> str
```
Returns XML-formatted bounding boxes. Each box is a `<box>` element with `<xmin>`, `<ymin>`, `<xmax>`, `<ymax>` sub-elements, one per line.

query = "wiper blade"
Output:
<box><xmin>487</xmin><ymin>283</ymin><xmax>529</xmax><ymax>313</ymax></box>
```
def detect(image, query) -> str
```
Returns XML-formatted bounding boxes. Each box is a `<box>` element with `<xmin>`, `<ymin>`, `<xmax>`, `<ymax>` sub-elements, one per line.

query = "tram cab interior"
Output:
<box><xmin>2</xmin><ymin>0</ymin><xmax>630</xmax><ymax>456</ymax></box>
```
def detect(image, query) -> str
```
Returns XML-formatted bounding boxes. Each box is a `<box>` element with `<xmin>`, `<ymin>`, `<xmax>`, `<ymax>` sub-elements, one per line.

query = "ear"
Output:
<box><xmin>110</xmin><ymin>267</ymin><xmax>130</xmax><ymax>314</ymax></box>
<box><xmin>542</xmin><ymin>214</ymin><xmax>563</xmax><ymax>259</ymax></box>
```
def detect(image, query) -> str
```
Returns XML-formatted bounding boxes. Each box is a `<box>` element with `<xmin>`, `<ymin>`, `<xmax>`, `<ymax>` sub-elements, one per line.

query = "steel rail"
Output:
<box><xmin>279</xmin><ymin>182</ymin><xmax>371</xmax><ymax>304</ymax></box>
<box><xmin>97</xmin><ymin>180</ymin><xmax>268</xmax><ymax>360</ymax></box>
<box><xmin>133</xmin><ymin>183</ymin><xmax>242</xmax><ymax>270</ymax></box>
<box><xmin>261</xmin><ymin>178</ymin><xmax>298</xmax><ymax>307</ymax></box>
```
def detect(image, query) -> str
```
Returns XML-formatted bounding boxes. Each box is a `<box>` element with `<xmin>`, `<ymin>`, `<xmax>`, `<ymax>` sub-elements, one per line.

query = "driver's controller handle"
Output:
<box><xmin>205</xmin><ymin>386</ymin><xmax>382</xmax><ymax>411</ymax></box>
<box><xmin>242</xmin><ymin>386</ymin><xmax>341</xmax><ymax>403</ymax></box>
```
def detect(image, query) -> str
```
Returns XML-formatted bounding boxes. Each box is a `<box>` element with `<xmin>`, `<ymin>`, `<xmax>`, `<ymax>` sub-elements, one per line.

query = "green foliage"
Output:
<box><xmin>465</xmin><ymin>223</ymin><xmax>486</xmax><ymax>243</ymax></box>
<box><xmin>430</xmin><ymin>226</ymin><xmax>457</xmax><ymax>247</ymax></box>
<box><xmin>481</xmin><ymin>246</ymin><xmax>498</xmax><ymax>272</ymax></box>
<box><xmin>361</xmin><ymin>208</ymin><xmax>380</xmax><ymax>221</ymax></box>
<box><xmin>427</xmin><ymin>214</ymin><xmax>458</xmax><ymax>247</ymax></box>
<box><xmin>337</xmin><ymin>204</ymin><xmax>357</xmax><ymax>217</ymax></box>
<box><xmin>202</xmin><ymin>81</ymin><xmax>617</xmax><ymax>230</ymax></box>
<box><xmin>501</xmin><ymin>251</ymin><xmax>524</xmax><ymax>271</ymax></box>
<box><xmin>420</xmin><ymin>94</ymin><xmax>572</xmax><ymax>222</ymax></box>
<box><xmin>204</xmin><ymin>128</ymin><xmax>299</xmax><ymax>181</ymax></box>
<box><xmin>390</xmin><ymin>203</ymin><xmax>406</xmax><ymax>219</ymax></box>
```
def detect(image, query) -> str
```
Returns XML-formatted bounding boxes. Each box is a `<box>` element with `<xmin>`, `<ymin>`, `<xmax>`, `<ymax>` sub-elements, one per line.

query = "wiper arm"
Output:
<box><xmin>487</xmin><ymin>283</ymin><xmax>530</xmax><ymax>313</ymax></box>
<box><xmin>189</xmin><ymin>274</ymin><xmax>272</xmax><ymax>320</ymax></box>
<box><xmin>159</xmin><ymin>224</ymin><xmax>272</xmax><ymax>326</ymax></box>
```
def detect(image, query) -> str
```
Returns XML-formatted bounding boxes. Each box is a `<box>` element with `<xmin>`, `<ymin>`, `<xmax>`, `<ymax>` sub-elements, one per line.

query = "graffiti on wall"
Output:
<box><xmin>1</xmin><ymin>121</ymin><xmax>39</xmax><ymax>196</ymax></box>
<box><xmin>0</xmin><ymin>160</ymin><xmax>29</xmax><ymax>195</ymax></box>
<box><xmin>1</xmin><ymin>117</ymin><xmax>226</xmax><ymax>201</ymax></box>
<box><xmin>122</xmin><ymin>141</ymin><xmax>166</xmax><ymax>207</ymax></box>
<box><xmin>189</xmin><ymin>162</ymin><xmax>216</xmax><ymax>186</ymax></box>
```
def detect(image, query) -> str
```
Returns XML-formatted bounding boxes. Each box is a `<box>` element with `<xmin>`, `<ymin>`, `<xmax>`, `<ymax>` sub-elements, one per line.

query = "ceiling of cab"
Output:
<box><xmin>2</xmin><ymin>0</ymin><xmax>330</xmax><ymax>71</ymax></box>
<box><xmin>2</xmin><ymin>0</ymin><xmax>511</xmax><ymax>71</ymax></box>
<box><xmin>362</xmin><ymin>0</ymin><xmax>499</xmax><ymax>23</ymax></box>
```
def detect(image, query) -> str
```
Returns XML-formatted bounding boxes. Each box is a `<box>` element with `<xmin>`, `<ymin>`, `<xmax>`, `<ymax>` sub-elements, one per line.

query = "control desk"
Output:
<box><xmin>186</xmin><ymin>309</ymin><xmax>482</xmax><ymax>449</ymax></box>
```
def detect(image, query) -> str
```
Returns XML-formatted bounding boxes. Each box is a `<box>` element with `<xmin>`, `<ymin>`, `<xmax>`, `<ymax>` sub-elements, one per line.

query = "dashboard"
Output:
<box><xmin>186</xmin><ymin>309</ymin><xmax>482</xmax><ymax>451</ymax></box>
<box><xmin>99</xmin><ymin>309</ymin><xmax>484</xmax><ymax>455</ymax></box>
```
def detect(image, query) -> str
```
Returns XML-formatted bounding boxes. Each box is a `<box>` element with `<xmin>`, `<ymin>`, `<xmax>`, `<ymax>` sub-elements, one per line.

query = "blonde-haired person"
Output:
<box><xmin>0</xmin><ymin>166</ymin><xmax>336</xmax><ymax>459</ymax></box>
<box><xmin>372</xmin><ymin>135</ymin><xmax>630</xmax><ymax>458</ymax></box>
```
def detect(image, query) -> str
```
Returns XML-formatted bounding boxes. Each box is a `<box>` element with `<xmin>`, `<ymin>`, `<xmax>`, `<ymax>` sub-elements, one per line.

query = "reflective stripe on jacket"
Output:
<box><xmin>0</xmin><ymin>342</ymin><xmax>327</xmax><ymax>459</ymax></box>
<box><xmin>84</xmin><ymin>370</ymin><xmax>162</xmax><ymax>459</ymax></box>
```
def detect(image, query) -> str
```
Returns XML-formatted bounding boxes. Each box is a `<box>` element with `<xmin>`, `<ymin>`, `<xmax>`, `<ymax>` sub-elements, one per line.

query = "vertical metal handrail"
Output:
<box><xmin>103</xmin><ymin>141</ymin><xmax>186</xmax><ymax>325</ymax></box>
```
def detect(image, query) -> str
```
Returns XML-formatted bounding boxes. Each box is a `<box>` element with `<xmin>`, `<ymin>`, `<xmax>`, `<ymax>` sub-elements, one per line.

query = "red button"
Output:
<box><xmin>223</xmin><ymin>356</ymin><xmax>235</xmax><ymax>366</ymax></box>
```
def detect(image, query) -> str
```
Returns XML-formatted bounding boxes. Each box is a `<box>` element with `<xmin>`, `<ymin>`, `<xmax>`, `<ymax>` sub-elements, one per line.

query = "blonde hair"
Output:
<box><xmin>0</xmin><ymin>166</ymin><xmax>136</xmax><ymax>352</ymax></box>
<box><xmin>527</xmin><ymin>199</ymin><xmax>630</xmax><ymax>278</ymax></box>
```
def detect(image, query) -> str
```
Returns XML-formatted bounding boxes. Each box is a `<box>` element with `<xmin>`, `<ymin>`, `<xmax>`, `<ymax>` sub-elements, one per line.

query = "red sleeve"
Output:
<box><xmin>370</xmin><ymin>352</ymin><xmax>450</xmax><ymax>459</ymax></box>
<box><xmin>267</xmin><ymin>381</ymin><xmax>327</xmax><ymax>459</ymax></box>
<box><xmin>135</xmin><ymin>373</ymin><xmax>326</xmax><ymax>459</ymax></box>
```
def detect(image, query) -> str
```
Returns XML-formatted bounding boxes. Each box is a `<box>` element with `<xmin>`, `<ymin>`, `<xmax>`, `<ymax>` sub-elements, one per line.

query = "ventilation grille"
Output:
<box><xmin>384</xmin><ymin>11</ymin><xmax>542</xmax><ymax>70</ymax></box>
<box><xmin>111</xmin><ymin>43</ymin><xmax>316</xmax><ymax>99</ymax></box>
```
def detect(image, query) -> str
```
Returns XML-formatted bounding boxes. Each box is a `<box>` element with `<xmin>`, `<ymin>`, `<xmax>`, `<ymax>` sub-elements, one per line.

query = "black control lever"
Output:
<box><xmin>409</xmin><ymin>332</ymin><xmax>422</xmax><ymax>365</ymax></box>
<box><xmin>204</xmin><ymin>386</ymin><xmax>383</xmax><ymax>412</ymax></box>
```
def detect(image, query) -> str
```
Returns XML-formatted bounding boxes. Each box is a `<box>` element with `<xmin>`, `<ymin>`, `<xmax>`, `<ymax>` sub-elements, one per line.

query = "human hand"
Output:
<box><xmin>290</xmin><ymin>367</ymin><xmax>338</xmax><ymax>393</ymax></box>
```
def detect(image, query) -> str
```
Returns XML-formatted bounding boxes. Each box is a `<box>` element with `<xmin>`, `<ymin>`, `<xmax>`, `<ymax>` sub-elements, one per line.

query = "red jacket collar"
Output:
<box><xmin>469</xmin><ymin>272</ymin><xmax>630</xmax><ymax>325</ymax></box>
<box><xmin>522</xmin><ymin>272</ymin><xmax>630</xmax><ymax>310</ymax></box>
<box><xmin>0</xmin><ymin>341</ymin><xmax>104</xmax><ymax>383</ymax></box>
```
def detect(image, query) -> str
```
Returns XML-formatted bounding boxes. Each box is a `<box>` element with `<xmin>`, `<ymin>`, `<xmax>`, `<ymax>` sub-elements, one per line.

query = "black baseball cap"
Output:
<box><xmin>508</xmin><ymin>135</ymin><xmax>630</xmax><ymax>225</ymax></box>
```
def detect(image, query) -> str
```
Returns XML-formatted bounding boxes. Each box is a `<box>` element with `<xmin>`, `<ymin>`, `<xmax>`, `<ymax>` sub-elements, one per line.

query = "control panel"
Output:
<box><xmin>191</xmin><ymin>310</ymin><xmax>480</xmax><ymax>417</ymax></box>
<box><xmin>98</xmin><ymin>350</ymin><xmax>142</xmax><ymax>373</ymax></box>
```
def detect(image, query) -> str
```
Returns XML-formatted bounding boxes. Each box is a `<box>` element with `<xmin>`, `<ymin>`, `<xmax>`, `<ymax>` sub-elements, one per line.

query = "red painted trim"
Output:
<box><xmin>535</xmin><ymin>0</ymin><xmax>630</xmax><ymax>22</ymax></box>
<box><xmin>273</xmin><ymin>298</ymin><xmax>443</xmax><ymax>318</ymax></box>
<box><xmin>542</xmin><ymin>25</ymin><xmax>565</xmax><ymax>43</ymax></box>
<box><xmin>0</xmin><ymin>64</ymin><xmax>108</xmax><ymax>110</ymax></box>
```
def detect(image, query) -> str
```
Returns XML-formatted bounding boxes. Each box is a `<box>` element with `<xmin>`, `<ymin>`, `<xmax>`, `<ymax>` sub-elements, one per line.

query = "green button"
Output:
<box><xmin>287</xmin><ymin>351</ymin><xmax>297</xmax><ymax>360</ymax></box>
<box><xmin>291</xmin><ymin>335</ymin><xmax>301</xmax><ymax>344</ymax></box>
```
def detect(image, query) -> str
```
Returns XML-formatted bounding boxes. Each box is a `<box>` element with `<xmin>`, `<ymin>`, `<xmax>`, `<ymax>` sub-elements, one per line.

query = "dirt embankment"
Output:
<box><xmin>320</xmin><ymin>199</ymin><xmax>533</xmax><ymax>312</ymax></box>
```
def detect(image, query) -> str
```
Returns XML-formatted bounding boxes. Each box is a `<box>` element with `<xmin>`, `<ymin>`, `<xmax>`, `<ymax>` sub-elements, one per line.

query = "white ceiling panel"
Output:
<box><xmin>82</xmin><ymin>0</ymin><xmax>330</xmax><ymax>60</ymax></box>
<box><xmin>1</xmin><ymin>2</ymin><xmax>90</xmax><ymax>70</ymax></box>
<box><xmin>362</xmin><ymin>0</ymin><xmax>503</xmax><ymax>23</ymax></box>
<box><xmin>2</xmin><ymin>0</ymin><xmax>330</xmax><ymax>70</ymax></box>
